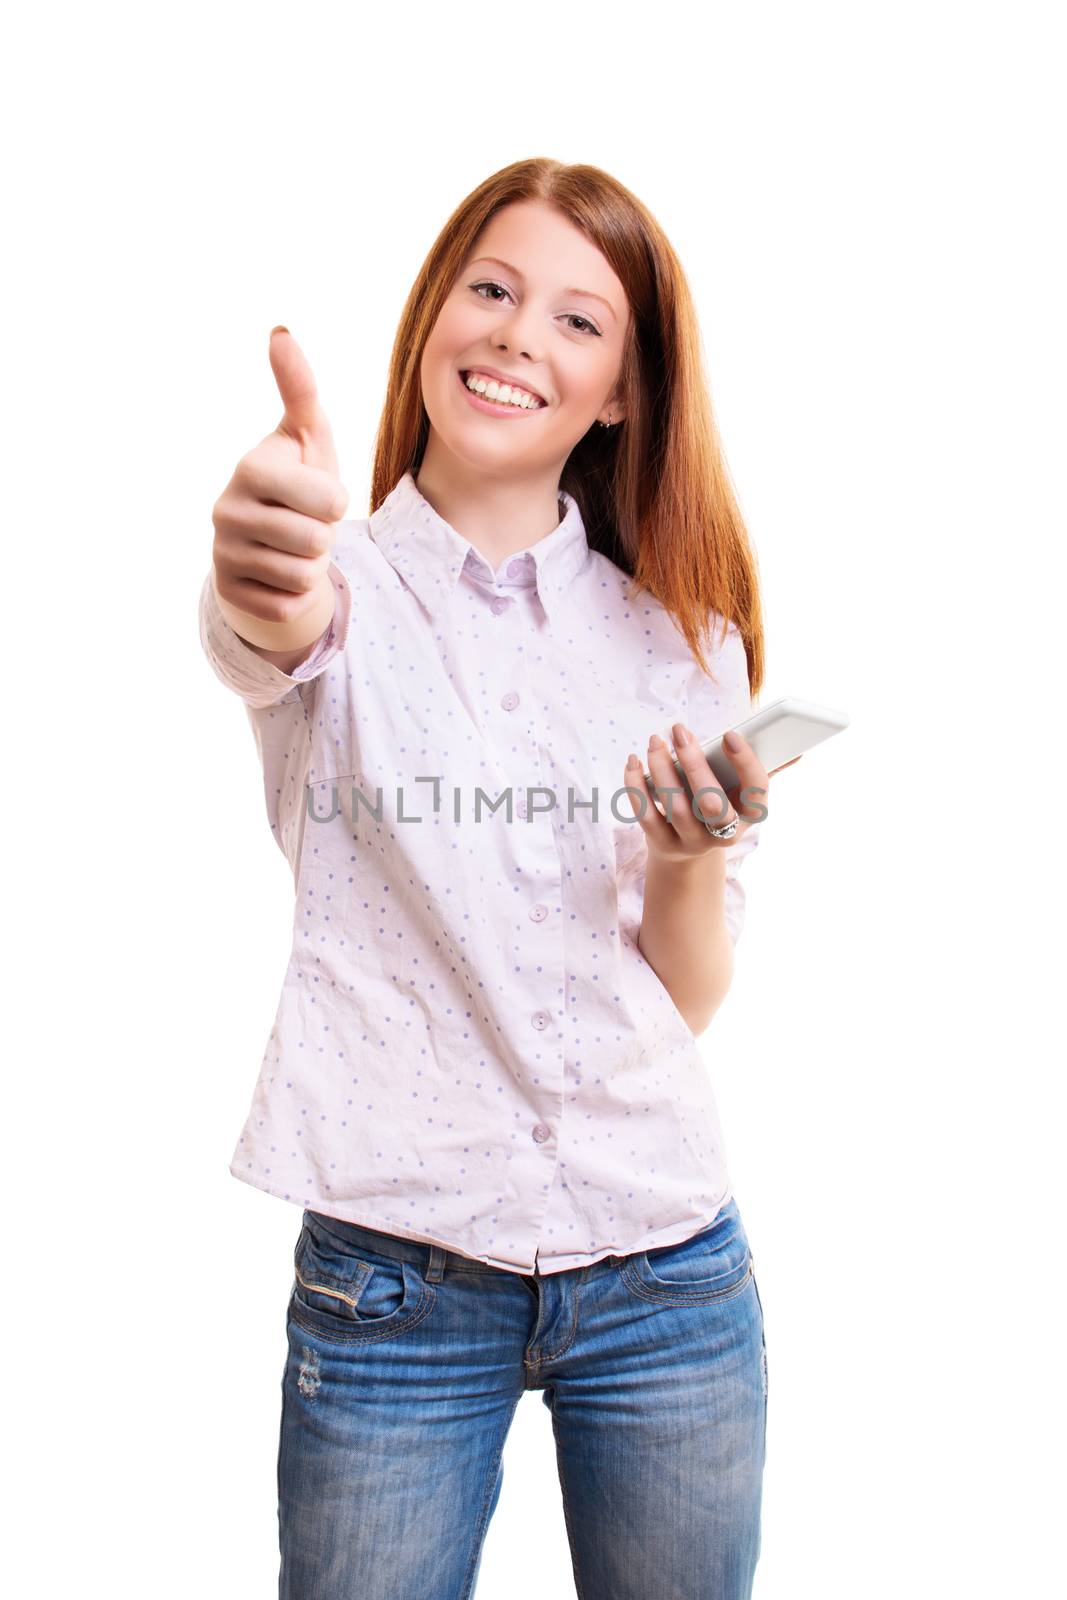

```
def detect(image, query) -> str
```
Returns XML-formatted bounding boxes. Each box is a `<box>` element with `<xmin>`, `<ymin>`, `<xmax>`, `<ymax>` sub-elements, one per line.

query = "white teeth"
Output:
<box><xmin>464</xmin><ymin>372</ymin><xmax>543</xmax><ymax>409</ymax></box>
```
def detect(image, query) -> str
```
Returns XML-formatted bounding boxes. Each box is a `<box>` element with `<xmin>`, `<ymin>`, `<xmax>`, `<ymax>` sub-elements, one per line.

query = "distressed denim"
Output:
<box><xmin>277</xmin><ymin>1195</ymin><xmax>768</xmax><ymax>1599</ymax></box>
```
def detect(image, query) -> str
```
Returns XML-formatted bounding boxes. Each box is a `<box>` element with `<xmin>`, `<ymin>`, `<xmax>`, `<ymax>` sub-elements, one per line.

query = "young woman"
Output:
<box><xmin>201</xmin><ymin>157</ymin><xmax>794</xmax><ymax>1600</ymax></box>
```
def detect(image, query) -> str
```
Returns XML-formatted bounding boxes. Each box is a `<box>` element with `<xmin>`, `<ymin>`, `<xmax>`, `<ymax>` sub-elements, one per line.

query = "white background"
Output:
<box><xmin>6</xmin><ymin>2</ymin><xmax>1063</xmax><ymax>1594</ymax></box>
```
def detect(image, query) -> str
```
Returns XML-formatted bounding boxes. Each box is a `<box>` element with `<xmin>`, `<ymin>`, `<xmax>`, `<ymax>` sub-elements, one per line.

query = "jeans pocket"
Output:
<box><xmin>626</xmin><ymin>1200</ymin><xmax>753</xmax><ymax>1303</ymax></box>
<box><xmin>289</xmin><ymin>1214</ymin><xmax>432</xmax><ymax>1344</ymax></box>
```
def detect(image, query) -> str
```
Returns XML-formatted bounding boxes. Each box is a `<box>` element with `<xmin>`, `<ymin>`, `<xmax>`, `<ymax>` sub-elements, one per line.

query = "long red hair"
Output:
<box><xmin>369</xmin><ymin>157</ymin><xmax>765</xmax><ymax>696</ymax></box>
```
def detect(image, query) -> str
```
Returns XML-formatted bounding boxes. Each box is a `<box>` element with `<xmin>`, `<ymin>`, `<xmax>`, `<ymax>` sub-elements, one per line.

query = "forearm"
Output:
<box><xmin>637</xmin><ymin>849</ymin><xmax>734</xmax><ymax>1035</ymax></box>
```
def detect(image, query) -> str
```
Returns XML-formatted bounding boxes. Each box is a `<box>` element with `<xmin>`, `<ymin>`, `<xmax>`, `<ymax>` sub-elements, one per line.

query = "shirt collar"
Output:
<box><xmin>368</xmin><ymin>469</ymin><xmax>590</xmax><ymax>627</ymax></box>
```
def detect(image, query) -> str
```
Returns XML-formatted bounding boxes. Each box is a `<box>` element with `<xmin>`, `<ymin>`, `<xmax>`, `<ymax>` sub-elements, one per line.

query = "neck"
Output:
<box><xmin>413</xmin><ymin>449</ymin><xmax>566</xmax><ymax>566</ymax></box>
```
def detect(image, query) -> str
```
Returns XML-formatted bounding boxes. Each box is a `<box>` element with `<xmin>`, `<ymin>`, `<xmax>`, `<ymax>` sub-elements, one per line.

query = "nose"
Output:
<box><xmin>494</xmin><ymin>301</ymin><xmax>544</xmax><ymax>364</ymax></box>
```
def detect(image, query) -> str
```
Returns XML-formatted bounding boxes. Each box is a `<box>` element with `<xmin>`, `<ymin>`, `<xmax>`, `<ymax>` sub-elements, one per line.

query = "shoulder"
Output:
<box><xmin>580</xmin><ymin>549</ymin><xmax>698</xmax><ymax>659</ymax></box>
<box><xmin>687</xmin><ymin>611</ymin><xmax>752</xmax><ymax>727</ymax></box>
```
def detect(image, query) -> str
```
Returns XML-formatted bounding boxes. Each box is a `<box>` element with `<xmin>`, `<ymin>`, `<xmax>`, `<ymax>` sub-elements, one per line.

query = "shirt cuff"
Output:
<box><xmin>198</xmin><ymin>562</ymin><xmax>351</xmax><ymax>710</ymax></box>
<box><xmin>722</xmin><ymin>821</ymin><xmax>761</xmax><ymax>945</ymax></box>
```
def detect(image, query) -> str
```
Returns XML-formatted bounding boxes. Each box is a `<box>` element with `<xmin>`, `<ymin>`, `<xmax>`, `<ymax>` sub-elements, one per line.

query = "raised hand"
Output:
<box><xmin>210</xmin><ymin>327</ymin><xmax>349</xmax><ymax>651</ymax></box>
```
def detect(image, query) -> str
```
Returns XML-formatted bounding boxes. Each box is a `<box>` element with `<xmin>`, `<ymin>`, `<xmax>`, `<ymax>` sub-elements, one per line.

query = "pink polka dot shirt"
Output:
<box><xmin>198</xmin><ymin>469</ymin><xmax>761</xmax><ymax>1275</ymax></box>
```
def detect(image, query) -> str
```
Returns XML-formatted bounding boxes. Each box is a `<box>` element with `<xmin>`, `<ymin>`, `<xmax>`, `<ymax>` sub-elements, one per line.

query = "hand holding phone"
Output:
<box><xmin>626</xmin><ymin>696</ymin><xmax>848</xmax><ymax>872</ymax></box>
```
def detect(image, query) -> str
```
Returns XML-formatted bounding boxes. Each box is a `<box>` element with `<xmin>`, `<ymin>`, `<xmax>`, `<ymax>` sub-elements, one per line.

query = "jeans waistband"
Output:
<box><xmin>304</xmin><ymin>1208</ymin><xmax>526</xmax><ymax>1276</ymax></box>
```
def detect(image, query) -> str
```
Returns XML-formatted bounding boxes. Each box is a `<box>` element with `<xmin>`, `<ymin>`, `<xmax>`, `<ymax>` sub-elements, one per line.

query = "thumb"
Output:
<box><xmin>268</xmin><ymin>325</ymin><xmax>340</xmax><ymax>478</ymax></box>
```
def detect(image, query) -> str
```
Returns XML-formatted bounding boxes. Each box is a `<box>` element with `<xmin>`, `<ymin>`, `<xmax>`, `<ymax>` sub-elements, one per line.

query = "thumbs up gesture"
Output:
<box><xmin>210</xmin><ymin>328</ymin><xmax>349</xmax><ymax>653</ymax></box>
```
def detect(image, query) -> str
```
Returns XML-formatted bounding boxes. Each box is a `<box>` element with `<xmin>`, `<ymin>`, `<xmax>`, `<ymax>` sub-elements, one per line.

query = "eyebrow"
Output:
<box><xmin>466</xmin><ymin>256</ymin><xmax>619</xmax><ymax>322</ymax></box>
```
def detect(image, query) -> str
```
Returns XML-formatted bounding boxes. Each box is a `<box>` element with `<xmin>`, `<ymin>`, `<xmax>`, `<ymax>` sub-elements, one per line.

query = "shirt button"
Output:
<box><xmin>506</xmin><ymin>558</ymin><xmax>525</xmax><ymax>579</ymax></box>
<box><xmin>532</xmin><ymin>1123</ymin><xmax>551</xmax><ymax>1144</ymax></box>
<box><xmin>531</xmin><ymin>1010</ymin><xmax>551</xmax><ymax>1031</ymax></box>
<box><xmin>501</xmin><ymin>691</ymin><xmax>519</xmax><ymax>711</ymax></box>
<box><xmin>529</xmin><ymin>903</ymin><xmax>549</xmax><ymax>922</ymax></box>
<box><xmin>490</xmin><ymin>596</ymin><xmax>509</xmax><ymax>615</ymax></box>
<box><xmin>516</xmin><ymin>799</ymin><xmax>528</xmax><ymax>820</ymax></box>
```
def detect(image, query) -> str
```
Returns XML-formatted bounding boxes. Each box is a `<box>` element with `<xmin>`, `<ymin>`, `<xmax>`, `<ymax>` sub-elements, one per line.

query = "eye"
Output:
<box><xmin>470</xmin><ymin>280</ymin><xmax>510</xmax><ymax>305</ymax></box>
<box><xmin>467</xmin><ymin>281</ymin><xmax>602</xmax><ymax>337</ymax></box>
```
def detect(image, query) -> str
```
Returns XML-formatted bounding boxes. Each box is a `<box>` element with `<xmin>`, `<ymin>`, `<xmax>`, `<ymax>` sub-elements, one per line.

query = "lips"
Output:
<box><xmin>460</xmin><ymin>367</ymin><xmax>547</xmax><ymax>406</ymax></box>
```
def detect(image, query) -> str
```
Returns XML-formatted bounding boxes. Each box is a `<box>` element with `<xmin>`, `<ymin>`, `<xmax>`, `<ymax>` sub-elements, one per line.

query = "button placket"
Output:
<box><xmin>495</xmin><ymin>641</ymin><xmax>558</xmax><ymax>1150</ymax></box>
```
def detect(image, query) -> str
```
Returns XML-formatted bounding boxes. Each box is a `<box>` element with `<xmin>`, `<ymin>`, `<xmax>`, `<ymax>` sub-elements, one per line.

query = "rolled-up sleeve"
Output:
<box><xmin>687</xmin><ymin>617</ymin><xmax>762</xmax><ymax>946</ymax></box>
<box><xmin>198</xmin><ymin>562</ymin><xmax>352</xmax><ymax>710</ymax></box>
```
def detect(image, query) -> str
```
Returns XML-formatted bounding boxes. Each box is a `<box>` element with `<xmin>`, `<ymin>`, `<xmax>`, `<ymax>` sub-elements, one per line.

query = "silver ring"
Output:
<box><xmin>703</xmin><ymin>814</ymin><xmax>741</xmax><ymax>840</ymax></box>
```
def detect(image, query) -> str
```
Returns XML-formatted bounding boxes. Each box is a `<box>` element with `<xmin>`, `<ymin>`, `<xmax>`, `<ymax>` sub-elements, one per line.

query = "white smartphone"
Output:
<box><xmin>641</xmin><ymin>696</ymin><xmax>850</xmax><ymax>791</ymax></box>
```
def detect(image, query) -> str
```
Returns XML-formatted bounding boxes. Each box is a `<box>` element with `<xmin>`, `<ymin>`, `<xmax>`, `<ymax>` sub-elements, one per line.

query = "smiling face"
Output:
<box><xmin>419</xmin><ymin>199</ymin><xmax>631</xmax><ymax>480</ymax></box>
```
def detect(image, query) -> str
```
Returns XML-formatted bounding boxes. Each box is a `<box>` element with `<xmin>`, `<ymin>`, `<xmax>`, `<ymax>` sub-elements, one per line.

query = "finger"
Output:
<box><xmin>668</xmin><ymin>724</ymin><xmax>736</xmax><ymax>833</ymax></box>
<box><xmin>269</xmin><ymin>326</ymin><xmax>325</xmax><ymax>434</ymax></box>
<box><xmin>647</xmin><ymin>733</ymin><xmax>714</xmax><ymax>841</ymax></box>
<box><xmin>622</xmin><ymin>755</ymin><xmax>677</xmax><ymax>850</ymax></box>
<box><xmin>721</xmin><ymin>730</ymin><xmax>770</xmax><ymax>821</ymax></box>
<box><xmin>215</xmin><ymin>535</ymin><xmax>330</xmax><ymax>594</ymax></box>
<box><xmin>768</xmin><ymin>754</ymin><xmax>803</xmax><ymax>776</ymax></box>
<box><xmin>237</xmin><ymin>439</ymin><xmax>349</xmax><ymax>524</ymax></box>
<box><xmin>217</xmin><ymin>497</ymin><xmax>336</xmax><ymax>560</ymax></box>
<box><xmin>268</xmin><ymin>326</ymin><xmax>340</xmax><ymax>477</ymax></box>
<box><xmin>220</xmin><ymin>573</ymin><xmax>327</xmax><ymax>625</ymax></box>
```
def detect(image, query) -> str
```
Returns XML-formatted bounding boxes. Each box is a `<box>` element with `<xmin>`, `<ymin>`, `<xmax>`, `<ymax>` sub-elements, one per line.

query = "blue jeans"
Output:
<box><xmin>277</xmin><ymin>1195</ymin><xmax>768</xmax><ymax>1599</ymax></box>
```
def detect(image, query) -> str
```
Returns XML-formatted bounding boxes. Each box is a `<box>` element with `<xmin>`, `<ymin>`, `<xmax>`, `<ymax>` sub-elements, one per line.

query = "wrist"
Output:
<box><xmin>646</xmin><ymin>845</ymin><xmax>728</xmax><ymax>880</ymax></box>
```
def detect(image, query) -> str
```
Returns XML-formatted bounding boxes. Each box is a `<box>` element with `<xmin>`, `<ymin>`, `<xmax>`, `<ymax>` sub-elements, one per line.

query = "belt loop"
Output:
<box><xmin>425</xmin><ymin>1244</ymin><xmax>446</xmax><ymax>1282</ymax></box>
